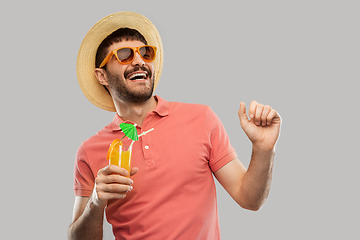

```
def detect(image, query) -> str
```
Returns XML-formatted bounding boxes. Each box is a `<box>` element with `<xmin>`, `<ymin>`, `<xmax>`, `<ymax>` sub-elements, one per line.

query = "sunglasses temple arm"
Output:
<box><xmin>99</xmin><ymin>52</ymin><xmax>113</xmax><ymax>68</ymax></box>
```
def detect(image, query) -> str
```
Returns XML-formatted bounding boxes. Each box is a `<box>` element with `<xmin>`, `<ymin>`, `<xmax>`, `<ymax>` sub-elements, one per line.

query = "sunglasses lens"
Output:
<box><xmin>139</xmin><ymin>46</ymin><xmax>156</xmax><ymax>61</ymax></box>
<box><xmin>116</xmin><ymin>48</ymin><xmax>134</xmax><ymax>63</ymax></box>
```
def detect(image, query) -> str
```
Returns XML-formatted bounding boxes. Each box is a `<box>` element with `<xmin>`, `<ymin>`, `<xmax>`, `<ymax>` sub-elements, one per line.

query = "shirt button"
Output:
<box><xmin>144</xmin><ymin>145</ymin><xmax>149</xmax><ymax>150</ymax></box>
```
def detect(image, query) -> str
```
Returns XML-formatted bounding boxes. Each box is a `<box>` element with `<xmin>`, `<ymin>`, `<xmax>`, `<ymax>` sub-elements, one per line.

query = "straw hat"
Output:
<box><xmin>76</xmin><ymin>12</ymin><xmax>164</xmax><ymax>112</ymax></box>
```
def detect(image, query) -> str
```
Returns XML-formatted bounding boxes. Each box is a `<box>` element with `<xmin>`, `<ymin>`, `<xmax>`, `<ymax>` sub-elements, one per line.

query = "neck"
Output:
<box><xmin>114</xmin><ymin>96</ymin><xmax>157</xmax><ymax>127</ymax></box>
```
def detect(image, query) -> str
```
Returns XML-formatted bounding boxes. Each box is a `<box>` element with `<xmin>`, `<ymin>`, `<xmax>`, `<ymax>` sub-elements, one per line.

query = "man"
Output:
<box><xmin>69</xmin><ymin>12</ymin><xmax>281</xmax><ymax>240</ymax></box>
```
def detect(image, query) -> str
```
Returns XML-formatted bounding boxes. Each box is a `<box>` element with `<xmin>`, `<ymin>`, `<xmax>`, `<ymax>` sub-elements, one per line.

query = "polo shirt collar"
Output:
<box><xmin>153</xmin><ymin>95</ymin><xmax>169</xmax><ymax>117</ymax></box>
<box><xmin>111</xmin><ymin>95</ymin><xmax>169</xmax><ymax>131</ymax></box>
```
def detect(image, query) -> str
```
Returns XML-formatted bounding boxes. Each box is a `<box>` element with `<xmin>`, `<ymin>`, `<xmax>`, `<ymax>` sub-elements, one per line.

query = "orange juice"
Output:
<box><xmin>121</xmin><ymin>147</ymin><xmax>131</xmax><ymax>177</ymax></box>
<box><xmin>109</xmin><ymin>149</ymin><xmax>120</xmax><ymax>166</ymax></box>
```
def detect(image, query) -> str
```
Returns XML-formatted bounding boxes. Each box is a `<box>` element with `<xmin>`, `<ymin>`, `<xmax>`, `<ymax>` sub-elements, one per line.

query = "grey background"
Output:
<box><xmin>1</xmin><ymin>0</ymin><xmax>359</xmax><ymax>239</ymax></box>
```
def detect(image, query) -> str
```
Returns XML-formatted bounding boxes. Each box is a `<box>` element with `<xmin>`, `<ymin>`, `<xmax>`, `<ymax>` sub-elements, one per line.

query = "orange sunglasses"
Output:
<box><xmin>99</xmin><ymin>45</ymin><xmax>157</xmax><ymax>68</ymax></box>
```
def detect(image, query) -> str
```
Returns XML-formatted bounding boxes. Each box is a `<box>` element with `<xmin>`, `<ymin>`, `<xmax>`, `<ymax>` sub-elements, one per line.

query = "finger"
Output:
<box><xmin>261</xmin><ymin>105</ymin><xmax>272</xmax><ymax>126</ymax></box>
<box><xmin>100</xmin><ymin>164</ymin><xmax>129</xmax><ymax>177</ymax></box>
<box><xmin>248</xmin><ymin>101</ymin><xmax>258</xmax><ymax>120</ymax></box>
<box><xmin>266</xmin><ymin>109</ymin><xmax>281</xmax><ymax>125</ymax></box>
<box><xmin>99</xmin><ymin>174</ymin><xmax>133</xmax><ymax>186</ymax></box>
<box><xmin>254</xmin><ymin>103</ymin><xmax>264</xmax><ymax>126</ymax></box>
<box><xmin>238</xmin><ymin>102</ymin><xmax>249</xmax><ymax>127</ymax></box>
<box><xmin>96</xmin><ymin>181</ymin><xmax>133</xmax><ymax>194</ymax></box>
<box><xmin>130</xmin><ymin>167</ymin><xmax>139</xmax><ymax>176</ymax></box>
<box><xmin>95</xmin><ymin>190</ymin><xmax>127</xmax><ymax>202</ymax></box>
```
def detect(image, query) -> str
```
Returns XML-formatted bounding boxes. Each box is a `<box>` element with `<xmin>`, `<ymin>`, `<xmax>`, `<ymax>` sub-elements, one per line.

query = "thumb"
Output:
<box><xmin>130</xmin><ymin>167</ymin><xmax>139</xmax><ymax>176</ymax></box>
<box><xmin>238</xmin><ymin>102</ymin><xmax>249</xmax><ymax>127</ymax></box>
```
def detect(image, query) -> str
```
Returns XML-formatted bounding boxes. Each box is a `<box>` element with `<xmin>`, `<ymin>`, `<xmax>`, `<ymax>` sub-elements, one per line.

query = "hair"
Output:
<box><xmin>95</xmin><ymin>28</ymin><xmax>148</xmax><ymax>69</ymax></box>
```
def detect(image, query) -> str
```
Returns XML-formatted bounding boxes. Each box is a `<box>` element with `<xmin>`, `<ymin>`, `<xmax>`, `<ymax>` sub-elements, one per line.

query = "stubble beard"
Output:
<box><xmin>107</xmin><ymin>66</ymin><xmax>155</xmax><ymax>104</ymax></box>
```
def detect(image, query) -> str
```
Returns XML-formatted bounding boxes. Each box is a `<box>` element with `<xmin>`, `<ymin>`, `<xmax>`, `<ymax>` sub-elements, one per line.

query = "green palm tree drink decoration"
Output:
<box><xmin>119</xmin><ymin>123</ymin><xmax>154</xmax><ymax>145</ymax></box>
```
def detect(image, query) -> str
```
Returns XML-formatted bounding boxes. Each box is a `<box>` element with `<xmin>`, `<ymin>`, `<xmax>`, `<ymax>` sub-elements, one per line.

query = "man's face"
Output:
<box><xmin>104</xmin><ymin>40</ymin><xmax>155</xmax><ymax>103</ymax></box>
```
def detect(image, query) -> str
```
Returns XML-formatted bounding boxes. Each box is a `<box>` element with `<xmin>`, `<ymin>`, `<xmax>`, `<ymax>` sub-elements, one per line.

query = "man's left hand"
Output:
<box><xmin>238</xmin><ymin>101</ymin><xmax>281</xmax><ymax>151</ymax></box>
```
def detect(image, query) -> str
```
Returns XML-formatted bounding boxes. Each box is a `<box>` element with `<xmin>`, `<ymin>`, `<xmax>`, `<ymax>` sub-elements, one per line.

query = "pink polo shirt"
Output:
<box><xmin>74</xmin><ymin>96</ymin><xmax>237</xmax><ymax>239</ymax></box>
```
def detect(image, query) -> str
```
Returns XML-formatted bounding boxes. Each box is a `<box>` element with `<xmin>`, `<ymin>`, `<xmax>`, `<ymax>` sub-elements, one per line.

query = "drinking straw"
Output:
<box><xmin>129</xmin><ymin>128</ymin><xmax>154</xmax><ymax>148</ymax></box>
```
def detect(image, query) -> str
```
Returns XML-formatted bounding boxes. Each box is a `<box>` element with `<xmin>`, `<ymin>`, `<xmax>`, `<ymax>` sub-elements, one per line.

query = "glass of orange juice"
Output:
<box><xmin>119</xmin><ymin>144</ymin><xmax>132</xmax><ymax>177</ymax></box>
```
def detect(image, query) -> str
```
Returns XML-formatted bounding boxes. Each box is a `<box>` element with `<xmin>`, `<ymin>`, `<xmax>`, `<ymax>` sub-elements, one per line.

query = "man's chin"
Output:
<box><xmin>121</xmin><ymin>88</ymin><xmax>154</xmax><ymax>103</ymax></box>
<box><xmin>127</xmin><ymin>95</ymin><xmax>153</xmax><ymax>103</ymax></box>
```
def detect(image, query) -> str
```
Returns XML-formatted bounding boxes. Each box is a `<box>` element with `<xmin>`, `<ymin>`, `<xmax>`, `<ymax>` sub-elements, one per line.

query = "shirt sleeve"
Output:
<box><xmin>206</xmin><ymin>107</ymin><xmax>238</xmax><ymax>172</ymax></box>
<box><xmin>73</xmin><ymin>143</ymin><xmax>95</xmax><ymax>197</ymax></box>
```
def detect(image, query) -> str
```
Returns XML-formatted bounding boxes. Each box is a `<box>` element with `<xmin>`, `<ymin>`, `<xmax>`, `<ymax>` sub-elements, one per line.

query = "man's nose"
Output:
<box><xmin>131</xmin><ymin>51</ymin><xmax>145</xmax><ymax>66</ymax></box>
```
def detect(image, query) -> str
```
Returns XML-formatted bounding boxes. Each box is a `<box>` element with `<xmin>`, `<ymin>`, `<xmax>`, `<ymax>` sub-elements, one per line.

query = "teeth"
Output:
<box><xmin>129</xmin><ymin>73</ymin><xmax>147</xmax><ymax>80</ymax></box>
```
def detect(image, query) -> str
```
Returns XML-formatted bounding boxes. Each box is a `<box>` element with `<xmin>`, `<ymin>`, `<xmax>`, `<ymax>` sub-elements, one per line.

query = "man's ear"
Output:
<box><xmin>94</xmin><ymin>68</ymin><xmax>109</xmax><ymax>86</ymax></box>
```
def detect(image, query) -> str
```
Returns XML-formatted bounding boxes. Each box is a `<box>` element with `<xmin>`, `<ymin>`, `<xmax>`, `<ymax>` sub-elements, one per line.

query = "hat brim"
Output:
<box><xmin>76</xmin><ymin>12</ymin><xmax>163</xmax><ymax>112</ymax></box>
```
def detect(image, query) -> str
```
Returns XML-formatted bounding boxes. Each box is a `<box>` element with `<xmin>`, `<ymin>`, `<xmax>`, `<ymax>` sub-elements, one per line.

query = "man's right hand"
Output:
<box><xmin>91</xmin><ymin>165</ymin><xmax>138</xmax><ymax>209</ymax></box>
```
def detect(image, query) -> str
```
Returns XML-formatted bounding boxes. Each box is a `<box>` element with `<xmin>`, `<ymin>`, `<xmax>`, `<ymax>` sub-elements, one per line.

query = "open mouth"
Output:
<box><xmin>128</xmin><ymin>72</ymin><xmax>148</xmax><ymax>81</ymax></box>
